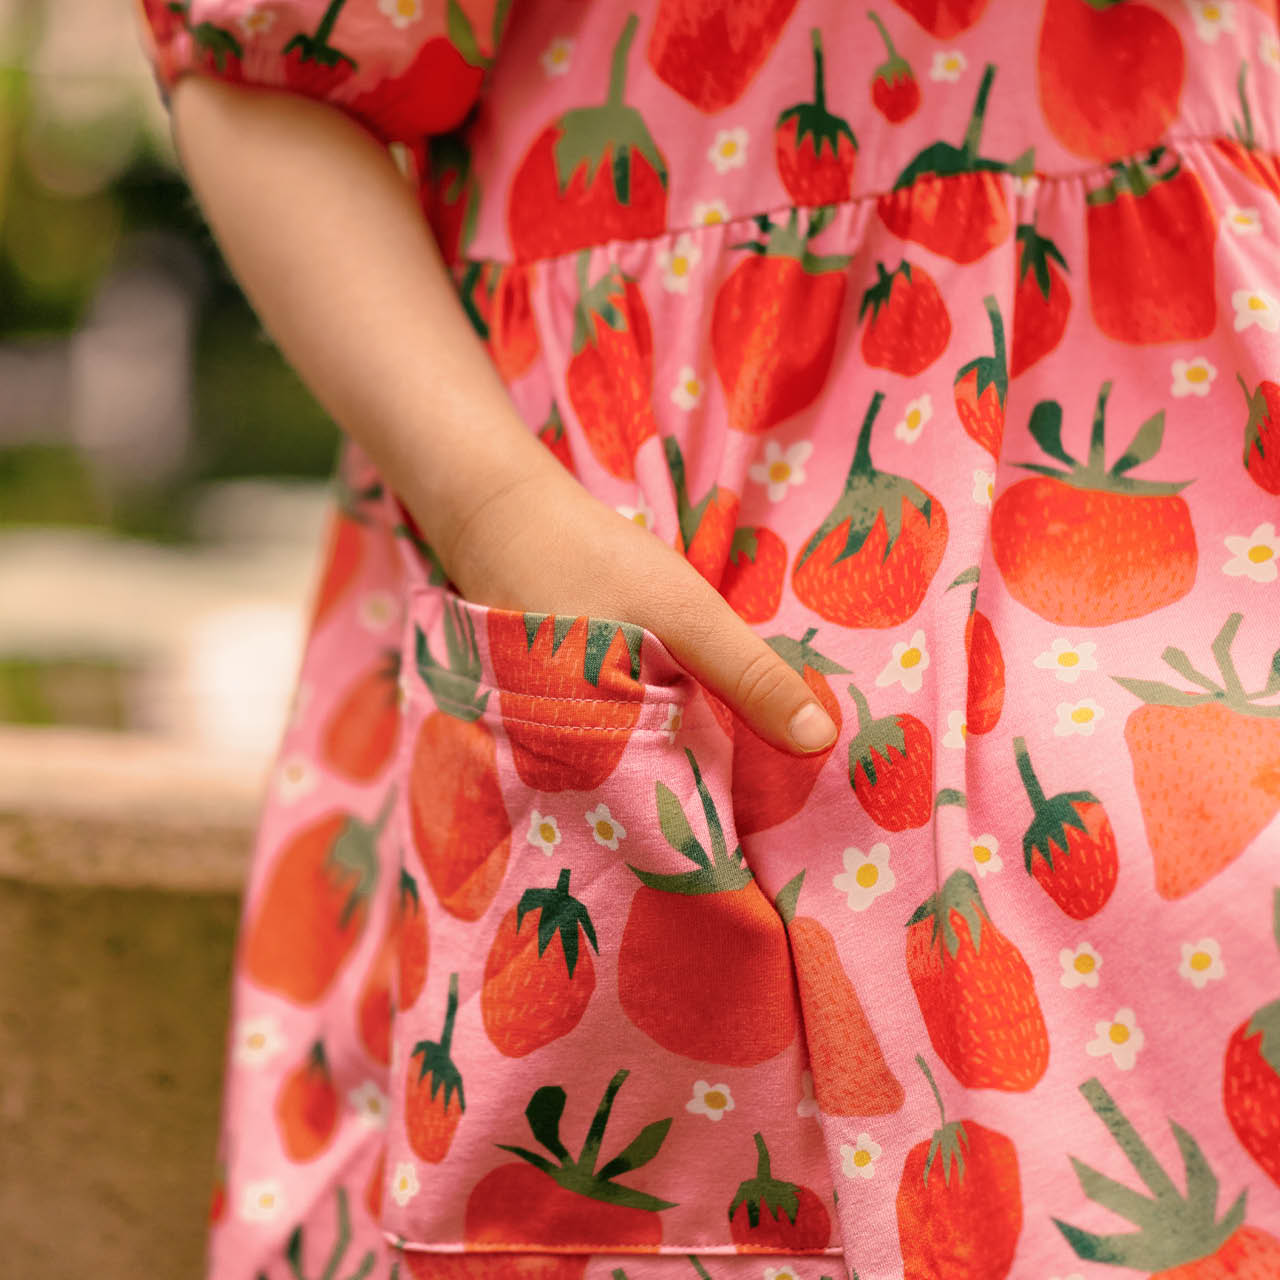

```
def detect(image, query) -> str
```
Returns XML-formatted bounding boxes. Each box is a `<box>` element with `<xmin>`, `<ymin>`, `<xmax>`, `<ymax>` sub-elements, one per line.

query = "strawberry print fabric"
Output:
<box><xmin>135</xmin><ymin>2</ymin><xmax>1280</xmax><ymax>1278</ymax></box>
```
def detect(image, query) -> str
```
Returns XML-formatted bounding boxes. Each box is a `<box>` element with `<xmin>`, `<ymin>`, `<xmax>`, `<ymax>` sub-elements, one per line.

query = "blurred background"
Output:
<box><xmin>0</xmin><ymin>1</ymin><xmax>343</xmax><ymax>1273</ymax></box>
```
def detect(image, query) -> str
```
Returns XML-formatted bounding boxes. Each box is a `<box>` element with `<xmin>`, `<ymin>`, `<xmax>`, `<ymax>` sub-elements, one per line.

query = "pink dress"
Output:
<box><xmin>135</xmin><ymin>1</ymin><xmax>1280</xmax><ymax>1276</ymax></box>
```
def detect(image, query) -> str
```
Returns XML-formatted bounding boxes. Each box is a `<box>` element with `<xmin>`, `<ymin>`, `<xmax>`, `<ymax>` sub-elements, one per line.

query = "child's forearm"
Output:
<box><xmin>167</xmin><ymin>76</ymin><xmax>561</xmax><ymax>567</ymax></box>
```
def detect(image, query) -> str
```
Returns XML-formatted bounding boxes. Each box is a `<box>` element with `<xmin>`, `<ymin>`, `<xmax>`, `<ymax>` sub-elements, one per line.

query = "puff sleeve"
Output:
<box><xmin>133</xmin><ymin>0</ymin><xmax>509</xmax><ymax>143</ymax></box>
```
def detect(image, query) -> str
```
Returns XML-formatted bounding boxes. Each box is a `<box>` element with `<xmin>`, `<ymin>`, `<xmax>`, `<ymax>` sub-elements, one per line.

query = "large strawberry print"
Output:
<box><xmin>991</xmin><ymin>381</ymin><xmax>1196</xmax><ymax>626</ymax></box>
<box><xmin>319</xmin><ymin>649</ymin><xmax>400</xmax><ymax>783</ymax></box>
<box><xmin>733</xmin><ymin>631</ymin><xmax>845</xmax><ymax>836</ymax></box>
<box><xmin>459</xmin><ymin>262</ymin><xmax>540</xmax><ymax>388</ymax></box>
<box><xmin>878</xmin><ymin>64</ymin><xmax>1028</xmax><ymax>264</ymax></box>
<box><xmin>896</xmin><ymin>1056</ymin><xmax>1022</xmax><ymax>1280</ymax></box>
<box><xmin>868</xmin><ymin>11</ymin><xmax>920</xmax><ymax>123</ymax></box>
<box><xmin>906</xmin><ymin>870</ymin><xmax>1049</xmax><ymax>1091</ymax></box>
<box><xmin>890</xmin><ymin>0</ymin><xmax>991</xmax><ymax>38</ymax></box>
<box><xmin>1086</xmin><ymin>149</ymin><xmax>1216</xmax><ymax>345</ymax></box>
<box><xmin>1010</xmin><ymin>219</ymin><xmax>1071</xmax><ymax>377</ymax></box>
<box><xmin>406</xmin><ymin>971</ymin><xmax>466</xmax><ymax>1163</ymax></box>
<box><xmin>619</xmin><ymin>747</ymin><xmax>799</xmax><ymax>1066</ymax></box>
<box><xmin>243</xmin><ymin>789</ymin><xmax>390</xmax><ymax>1004</ymax></box>
<box><xmin>712</xmin><ymin>207</ymin><xmax>850</xmax><ymax>436</ymax></box>
<box><xmin>281</xmin><ymin>0</ymin><xmax>357</xmax><ymax>100</ymax></box>
<box><xmin>1013</xmin><ymin>736</ymin><xmax>1117</xmax><ymax>919</ymax></box>
<box><xmin>859</xmin><ymin>260</ymin><xmax>951</xmax><ymax>377</ymax></box>
<box><xmin>408</xmin><ymin>600</ymin><xmax>511</xmax><ymax>920</ymax></box>
<box><xmin>847</xmin><ymin>683</ymin><xmax>933</xmax><ymax>831</ymax></box>
<box><xmin>947</xmin><ymin>567</ymin><xmax>1004</xmax><ymax>735</ymax></box>
<box><xmin>728</xmin><ymin>1131</ymin><xmax>832</xmax><ymax>1251</ymax></box>
<box><xmin>721</xmin><ymin>525</ymin><xmax>787</xmax><ymax>623</ymax></box>
<box><xmin>1054</xmin><ymin>1076</ymin><xmax>1280</xmax><ymax>1274</ymax></box>
<box><xmin>1113</xmin><ymin>613</ymin><xmax>1280</xmax><ymax>900</ymax></box>
<box><xmin>488</xmin><ymin>609</ymin><xmax>650</xmax><ymax>792</ymax></box>
<box><xmin>793</xmin><ymin>391</ymin><xmax>949</xmax><ymax>627</ymax></box>
<box><xmin>482</xmin><ymin>867</ymin><xmax>599</xmax><ymax>1058</ymax></box>
<box><xmin>509</xmin><ymin>14</ymin><xmax>667</xmax><ymax>261</ymax></box>
<box><xmin>647</xmin><ymin>0</ymin><xmax>799</xmax><ymax>114</ymax></box>
<box><xmin>274</xmin><ymin>1040</ymin><xmax>339</xmax><ymax>1163</ymax></box>
<box><xmin>953</xmin><ymin>295</ymin><xmax>1008</xmax><ymax>457</ymax></box>
<box><xmin>776</xmin><ymin>872</ymin><xmax>904</xmax><ymax>1116</ymax></box>
<box><xmin>774</xmin><ymin>28</ymin><xmax>857</xmax><ymax>205</ymax></box>
<box><xmin>666</xmin><ymin>436</ymin><xmax>740</xmax><ymax>588</ymax></box>
<box><xmin>1224</xmin><ymin>889</ymin><xmax>1280</xmax><ymax>1190</ymax></box>
<box><xmin>1216</xmin><ymin>62</ymin><xmax>1280</xmax><ymax>195</ymax></box>
<box><xmin>1038</xmin><ymin>0</ymin><xmax>1183</xmax><ymax>161</ymax></box>
<box><xmin>566</xmin><ymin>255</ymin><xmax>658</xmax><ymax>481</ymax></box>
<box><xmin>1240</xmin><ymin>374</ymin><xmax>1280</xmax><ymax>495</ymax></box>
<box><xmin>308</xmin><ymin>475</ymin><xmax>383</xmax><ymax>633</ymax></box>
<box><xmin>464</xmin><ymin>1070</ymin><xmax>674</xmax><ymax>1248</ymax></box>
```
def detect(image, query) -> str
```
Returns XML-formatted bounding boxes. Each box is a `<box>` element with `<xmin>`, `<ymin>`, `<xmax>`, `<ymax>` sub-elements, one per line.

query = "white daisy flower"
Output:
<box><xmin>540</xmin><ymin>36</ymin><xmax>573</xmax><ymax>77</ymax></box>
<box><xmin>1012</xmin><ymin>173</ymin><xmax>1041</xmax><ymax>200</ymax></box>
<box><xmin>1086</xmin><ymin>1007</ymin><xmax>1144</xmax><ymax>1070</ymax></box>
<box><xmin>670</xmin><ymin>365</ymin><xmax>704</xmax><ymax>411</ymax></box>
<box><xmin>1224</xmin><ymin>205</ymin><xmax>1261</xmax><ymax>236</ymax></box>
<box><xmin>764</xmin><ymin>1267</ymin><xmax>801</xmax><ymax>1280</ymax></box>
<box><xmin>238</xmin><ymin>8</ymin><xmax>276</xmax><ymax>36</ymax></box>
<box><xmin>275</xmin><ymin>753</ymin><xmax>318</xmax><ymax>804</ymax></box>
<box><xmin>1262</xmin><ymin>29</ymin><xmax>1280</xmax><ymax>69</ymax></box>
<box><xmin>390</xmin><ymin>1161</ymin><xmax>420</xmax><ymax>1207</ymax></box>
<box><xmin>833</xmin><ymin>842</ymin><xmax>895</xmax><ymax>911</ymax></box>
<box><xmin>378</xmin><ymin>0</ymin><xmax>422</xmax><ymax>28</ymax></box>
<box><xmin>894</xmin><ymin>394</ymin><xmax>933</xmax><ymax>444</ymax></box>
<box><xmin>1053</xmin><ymin>698</ymin><xmax>1104</xmax><ymax>738</ymax></box>
<box><xmin>232</xmin><ymin>1015</ymin><xmax>286</xmax><ymax>1068</ymax></box>
<box><xmin>616</xmin><ymin>494</ymin><xmax>655</xmax><ymax>531</ymax></box>
<box><xmin>1223</xmin><ymin>522</ymin><xmax>1280</xmax><ymax>582</ymax></box>
<box><xmin>685</xmin><ymin>1079</ymin><xmax>735</xmax><ymax>1121</ymax></box>
<box><xmin>658</xmin><ymin>233</ymin><xmax>702</xmax><ymax>293</ymax></box>
<box><xmin>357</xmin><ymin>590</ymin><xmax>399</xmax><ymax>633</ymax></box>
<box><xmin>841</xmin><ymin>1133</ymin><xmax>882</xmax><ymax>1179</ymax></box>
<box><xmin>239</xmin><ymin>1178</ymin><xmax>285</xmax><ymax>1222</ymax></box>
<box><xmin>661</xmin><ymin>704</ymin><xmax>683</xmax><ymax>744</ymax></box>
<box><xmin>930</xmin><ymin>49</ymin><xmax>967</xmax><ymax>81</ymax></box>
<box><xmin>1060</xmin><ymin>941</ymin><xmax>1103</xmax><ymax>990</ymax></box>
<box><xmin>749</xmin><ymin>440</ymin><xmax>813</xmax><ymax>502</ymax></box>
<box><xmin>796</xmin><ymin>1070</ymin><xmax>819</xmax><ymax>1118</ymax></box>
<box><xmin>1185</xmin><ymin>0</ymin><xmax>1235</xmax><ymax>43</ymax></box>
<box><xmin>1179</xmin><ymin>937</ymin><xmax>1226</xmax><ymax>988</ymax></box>
<box><xmin>875</xmin><ymin>629</ymin><xmax>930</xmax><ymax>694</ymax></box>
<box><xmin>1033</xmin><ymin>638</ymin><xmax>1098</xmax><ymax>684</ymax></box>
<box><xmin>972</xmin><ymin>468</ymin><xmax>996</xmax><ymax>509</ymax></box>
<box><xmin>708</xmin><ymin>128</ymin><xmax>749</xmax><ymax>173</ymax></box>
<box><xmin>1170</xmin><ymin>356</ymin><xmax>1217</xmax><ymax>397</ymax></box>
<box><xmin>349</xmin><ymin>1080</ymin><xmax>388</xmax><ymax>1129</ymax></box>
<box><xmin>1233</xmin><ymin>287</ymin><xmax>1280</xmax><ymax>332</ymax></box>
<box><xmin>942</xmin><ymin>709</ymin><xmax>967</xmax><ymax>750</ymax></box>
<box><xmin>526</xmin><ymin>810</ymin><xmax>562</xmax><ymax>855</ymax></box>
<box><xmin>692</xmin><ymin>199</ymin><xmax>731</xmax><ymax>226</ymax></box>
<box><xmin>585</xmin><ymin>803</ymin><xmax>625</xmax><ymax>850</ymax></box>
<box><xmin>971</xmin><ymin>834</ymin><xmax>1003</xmax><ymax>878</ymax></box>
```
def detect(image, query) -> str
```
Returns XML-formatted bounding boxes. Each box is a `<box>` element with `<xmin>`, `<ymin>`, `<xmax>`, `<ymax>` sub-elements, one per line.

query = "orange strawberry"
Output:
<box><xmin>666</xmin><ymin>436</ymin><xmax>740</xmax><ymax>588</ymax></box>
<box><xmin>1010</xmin><ymin>219</ymin><xmax>1071</xmax><ymax>377</ymax></box>
<box><xmin>406</xmin><ymin>971</ymin><xmax>465</xmax><ymax>1163</ymax></box>
<box><xmin>1239</xmin><ymin>374</ymin><xmax>1280</xmax><ymax>496</ymax></box>
<box><xmin>1054</xmin><ymin>1076</ymin><xmax>1280</xmax><ymax>1276</ymax></box>
<box><xmin>947</xmin><ymin>567</ymin><xmax>1004</xmax><ymax>736</ymax></box>
<box><xmin>1114</xmin><ymin>613</ymin><xmax>1280</xmax><ymax>900</ymax></box>
<box><xmin>307</xmin><ymin>476</ymin><xmax>383</xmax><ymax>633</ymax></box>
<box><xmin>397</xmin><ymin>867</ymin><xmax>429</xmax><ymax>1012</ymax></box>
<box><xmin>1012</xmin><ymin>736</ymin><xmax>1117</xmax><ymax>919</ymax></box>
<box><xmin>721</xmin><ymin>525</ymin><xmax>787</xmax><ymax>624</ymax></box>
<box><xmin>275</xmin><ymin>1040</ymin><xmax>338</xmax><ymax>1163</ymax></box>
<box><xmin>356</xmin><ymin>908</ymin><xmax>396</xmax><ymax>1066</ymax></box>
<box><xmin>488</xmin><ymin>264</ymin><xmax>539</xmax><ymax>386</ymax></box>
<box><xmin>619</xmin><ymin>748</ymin><xmax>799</xmax><ymax>1066</ymax></box>
<box><xmin>906</xmin><ymin>871</ymin><xmax>1049</xmax><ymax>1091</ymax></box>
<box><xmin>847</xmin><ymin>683</ymin><xmax>933</xmax><ymax>832</ymax></box>
<box><xmin>319</xmin><ymin>649</ymin><xmax>401</xmax><ymax>783</ymax></box>
<box><xmin>776</xmin><ymin>871</ymin><xmax>904</xmax><ymax>1116</ymax></box>
<box><xmin>1224</xmin><ymin>888</ymin><xmax>1280</xmax><ymax>1191</ymax></box>
<box><xmin>733</xmin><ymin>631</ymin><xmax>845</xmax><ymax>835</ymax></box>
<box><xmin>953</xmin><ymin>296</ymin><xmax>1008</xmax><ymax>457</ymax></box>
<box><xmin>464</xmin><ymin>1070</ymin><xmax>674</xmax><ymax>1249</ymax></box>
<box><xmin>728</xmin><ymin>1131</ymin><xmax>831</xmax><ymax>1252</ymax></box>
<box><xmin>482</xmin><ymin>868</ymin><xmax>599</xmax><ymax>1058</ymax></box>
<box><xmin>896</xmin><ymin>1056</ymin><xmax>1022</xmax><ymax>1280</ymax></box>
<box><xmin>364</xmin><ymin>1148</ymin><xmax>384</xmax><ymax>1221</ymax></box>
<box><xmin>243</xmin><ymin>789</ymin><xmax>390</xmax><ymax>1004</ymax></box>
<box><xmin>407</xmin><ymin>600</ymin><xmax>511</xmax><ymax>920</ymax></box>
<box><xmin>793</xmin><ymin>391</ymin><xmax>948</xmax><ymax>627</ymax></box>
<box><xmin>991</xmin><ymin>381</ymin><xmax>1196</xmax><ymax>626</ymax></box>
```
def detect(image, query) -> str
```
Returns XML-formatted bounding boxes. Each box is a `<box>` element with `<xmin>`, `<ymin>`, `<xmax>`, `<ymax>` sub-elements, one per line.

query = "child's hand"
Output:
<box><xmin>435</xmin><ymin>464</ymin><xmax>839</xmax><ymax>757</ymax></box>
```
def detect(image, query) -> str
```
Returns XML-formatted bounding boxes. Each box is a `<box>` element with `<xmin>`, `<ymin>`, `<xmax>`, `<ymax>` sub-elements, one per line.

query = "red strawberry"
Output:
<box><xmin>646</xmin><ymin>0</ymin><xmax>799</xmax><ymax>114</ymax></box>
<box><xmin>509</xmin><ymin>15</ymin><xmax>667</xmax><ymax>262</ymax></box>
<box><xmin>307</xmin><ymin>476</ymin><xmax>383</xmax><ymax>633</ymax></box>
<box><xmin>906</xmin><ymin>871</ymin><xmax>1049</xmax><ymax>1091</ymax></box>
<box><xmin>1037</xmin><ymin>0</ymin><xmax>1184</xmax><ymax>161</ymax></box>
<box><xmin>1223</xmin><ymin>892</ymin><xmax>1280</xmax><ymax>1190</ymax></box>
<box><xmin>1012</xmin><ymin>736</ymin><xmax>1117</xmax><ymax>919</ymax></box>
<box><xmin>407</xmin><ymin>600</ymin><xmax>512</xmax><ymax>921</ymax></box>
<box><xmin>364</xmin><ymin>1149</ymin><xmax>384</xmax><ymax>1222</ymax></box>
<box><xmin>847</xmin><ymin>683</ymin><xmax>933</xmax><ymax>831</ymax></box>
<box><xmin>721</xmin><ymin>525</ymin><xmax>787</xmax><ymax>623</ymax></box>
<box><xmin>897</xmin><ymin>1057</ymin><xmax>1022</xmax><ymax>1280</ymax></box>
<box><xmin>461</xmin><ymin>263</ymin><xmax>540</xmax><ymax>387</ymax></box>
<box><xmin>566</xmin><ymin>257</ymin><xmax>657</xmax><ymax>481</ymax></box>
<box><xmin>1010</xmin><ymin>220</ymin><xmax>1071</xmax><ymax>377</ymax></box>
<box><xmin>275</xmin><ymin>1041</ymin><xmax>339</xmax><ymax>1162</ymax></box>
<box><xmin>953</xmin><ymin>295</ymin><xmax>1008</xmax><ymax>456</ymax></box>
<box><xmin>619</xmin><ymin>748</ymin><xmax>799</xmax><ymax>1066</ymax></box>
<box><xmin>946</xmin><ymin>567</ymin><xmax>1004</xmax><ymax>736</ymax></box>
<box><xmin>774</xmin><ymin>28</ymin><xmax>857</xmax><ymax>205</ymax></box>
<box><xmin>1239</xmin><ymin>374</ymin><xmax>1280</xmax><ymax>495</ymax></box>
<box><xmin>538</xmin><ymin>401</ymin><xmax>576</xmax><ymax>476</ymax></box>
<box><xmin>992</xmin><ymin>382</ymin><xmax>1196</xmax><ymax>626</ymax></box>
<box><xmin>397</xmin><ymin>867</ymin><xmax>429</xmax><ymax>1012</ymax></box>
<box><xmin>281</xmin><ymin>0</ymin><xmax>357</xmax><ymax>99</ymax></box>
<box><xmin>878</xmin><ymin>65</ymin><xmax>1025</xmax><ymax>264</ymax></box>
<box><xmin>464</xmin><ymin>1071</ymin><xmax>674</xmax><ymax>1248</ymax></box>
<box><xmin>793</xmin><ymin>391</ymin><xmax>949</xmax><ymax>628</ymax></box>
<box><xmin>890</xmin><ymin>0</ymin><xmax>991</xmax><ymax>38</ymax></box>
<box><xmin>319</xmin><ymin>649</ymin><xmax>401</xmax><ymax>783</ymax></box>
<box><xmin>728</xmin><ymin>1132</ymin><xmax>831</xmax><ymax>1251</ymax></box>
<box><xmin>1055</xmin><ymin>1077</ymin><xmax>1280</xmax><ymax>1276</ymax></box>
<box><xmin>357</xmin><ymin>908</ymin><xmax>396</xmax><ymax>1065</ymax></box>
<box><xmin>427</xmin><ymin>133</ymin><xmax>479</xmax><ymax>267</ymax></box>
<box><xmin>868</xmin><ymin>11</ymin><xmax>921</xmax><ymax>123</ymax></box>
<box><xmin>712</xmin><ymin>207</ymin><xmax>850</xmax><ymax>435</ymax></box>
<box><xmin>184</xmin><ymin>19</ymin><xmax>245</xmax><ymax>82</ymax></box>
<box><xmin>208</xmin><ymin>1160</ymin><xmax>226</xmax><ymax>1226</ymax></box>
<box><xmin>859</xmin><ymin>260</ymin><xmax>951</xmax><ymax>377</ymax></box>
<box><xmin>1086</xmin><ymin>151</ymin><xmax>1216</xmax><ymax>345</ymax></box>
<box><xmin>482</xmin><ymin>868</ymin><xmax>599</xmax><ymax>1058</ymax></box>
<box><xmin>406</xmin><ymin>971</ymin><xmax>465</xmax><ymax>1163</ymax></box>
<box><xmin>732</xmin><ymin>631</ymin><xmax>845</xmax><ymax>835</ymax></box>
<box><xmin>666</xmin><ymin>436</ymin><xmax>740</xmax><ymax>588</ymax></box>
<box><xmin>1216</xmin><ymin>62</ymin><xmax>1280</xmax><ymax>196</ymax></box>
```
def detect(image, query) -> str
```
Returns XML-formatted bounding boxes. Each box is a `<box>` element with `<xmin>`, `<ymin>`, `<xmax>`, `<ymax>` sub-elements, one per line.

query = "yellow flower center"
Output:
<box><xmin>855</xmin><ymin>863</ymin><xmax>879</xmax><ymax>889</ymax></box>
<box><xmin>906</xmin><ymin>409</ymin><xmax>922</xmax><ymax>430</ymax></box>
<box><xmin>551</xmin><ymin>45</ymin><xmax>567</xmax><ymax>63</ymax></box>
<box><xmin>539</xmin><ymin>821</ymin><xmax>556</xmax><ymax>843</ymax></box>
<box><xmin>1248</xmin><ymin>543</ymin><xmax>1274</xmax><ymax>563</ymax></box>
<box><xmin>768</xmin><ymin>460</ymin><xmax>792</xmax><ymax>484</ymax></box>
<box><xmin>1057</xmin><ymin>651</ymin><xmax>1080</xmax><ymax>667</ymax></box>
<box><xmin>1109</xmin><ymin>1022</ymin><xmax>1131</xmax><ymax>1045</ymax></box>
<box><xmin>395</xmin><ymin>0</ymin><xmax>416</xmax><ymax>16</ymax></box>
<box><xmin>684</xmin><ymin>378</ymin><xmax>701</xmax><ymax>397</ymax></box>
<box><xmin>703</xmin><ymin>208</ymin><xmax>724</xmax><ymax>225</ymax></box>
<box><xmin>596</xmin><ymin>819</ymin><xmax>615</xmax><ymax>840</ymax></box>
<box><xmin>900</xmin><ymin>646</ymin><xmax>922</xmax><ymax>669</ymax></box>
<box><xmin>1186</xmin><ymin>365</ymin><xmax>1209</xmax><ymax>383</ymax></box>
<box><xmin>1190</xmin><ymin>950</ymin><xmax>1213</xmax><ymax>972</ymax></box>
<box><xmin>1203</xmin><ymin>2</ymin><xmax>1221</xmax><ymax>19</ymax></box>
<box><xmin>1074</xmin><ymin>953</ymin><xmax>1096</xmax><ymax>974</ymax></box>
<box><xmin>1071</xmin><ymin>706</ymin><xmax>1095</xmax><ymax>724</ymax></box>
<box><xmin>973</xmin><ymin>844</ymin><xmax>992</xmax><ymax>864</ymax></box>
<box><xmin>703</xmin><ymin>1089</ymin><xmax>727</xmax><ymax>1109</ymax></box>
<box><xmin>1249</xmin><ymin>294</ymin><xmax>1268</xmax><ymax>311</ymax></box>
<box><xmin>258</xmin><ymin>1192</ymin><xmax>276</xmax><ymax>1209</ymax></box>
<box><xmin>720</xmin><ymin>139</ymin><xmax>738</xmax><ymax>158</ymax></box>
<box><xmin>853</xmin><ymin>1148</ymin><xmax>872</xmax><ymax>1167</ymax></box>
<box><xmin>944</xmin><ymin>55</ymin><xmax>960</xmax><ymax>71</ymax></box>
<box><xmin>396</xmin><ymin>1175</ymin><xmax>410</xmax><ymax>1191</ymax></box>
<box><xmin>671</xmin><ymin>255</ymin><xmax>688</xmax><ymax>277</ymax></box>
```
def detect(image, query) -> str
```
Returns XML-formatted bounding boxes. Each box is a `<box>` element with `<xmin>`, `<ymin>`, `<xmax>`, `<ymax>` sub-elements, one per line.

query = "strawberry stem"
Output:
<box><xmin>1012</xmin><ymin>736</ymin><xmax>1048</xmax><ymax>810</ymax></box>
<box><xmin>849</xmin><ymin>391</ymin><xmax>886</xmax><ymax>478</ymax></box>
<box><xmin>1234</xmin><ymin>59</ymin><xmax>1257</xmax><ymax>148</ymax></box>
<box><xmin>438</xmin><ymin>971</ymin><xmax>459</xmax><ymax>1056</ymax></box>
<box><xmin>916</xmin><ymin>1053</ymin><xmax>946</xmax><ymax>1128</ymax></box>
<box><xmin>847</xmin><ymin>682</ymin><xmax>874</xmax><ymax>732</ymax></box>
<box><xmin>1211</xmin><ymin>612</ymin><xmax>1249</xmax><ymax>702</ymax></box>
<box><xmin>808</xmin><ymin>27</ymin><xmax>827</xmax><ymax>111</ymax></box>
<box><xmin>867</xmin><ymin>10</ymin><xmax>899</xmax><ymax>61</ymax></box>
<box><xmin>961</xmin><ymin>63</ymin><xmax>996</xmax><ymax>160</ymax></box>
<box><xmin>606</xmin><ymin>13</ymin><xmax>638</xmax><ymax>110</ymax></box>
<box><xmin>689</xmin><ymin>1260</ymin><xmax>713</xmax><ymax>1280</ymax></box>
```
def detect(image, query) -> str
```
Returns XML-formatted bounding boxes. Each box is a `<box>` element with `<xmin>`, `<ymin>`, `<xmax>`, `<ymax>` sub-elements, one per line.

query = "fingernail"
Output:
<box><xmin>788</xmin><ymin>703</ymin><xmax>838</xmax><ymax>752</ymax></box>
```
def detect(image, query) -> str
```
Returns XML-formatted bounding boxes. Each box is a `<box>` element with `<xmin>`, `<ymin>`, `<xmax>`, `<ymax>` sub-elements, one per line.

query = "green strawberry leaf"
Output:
<box><xmin>517</xmin><ymin>868</ymin><xmax>599</xmax><ymax>979</ymax></box>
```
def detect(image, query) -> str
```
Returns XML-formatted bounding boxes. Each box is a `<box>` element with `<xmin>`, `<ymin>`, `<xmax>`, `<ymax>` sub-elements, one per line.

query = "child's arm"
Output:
<box><xmin>168</xmin><ymin>76</ymin><xmax>837</xmax><ymax>756</ymax></box>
